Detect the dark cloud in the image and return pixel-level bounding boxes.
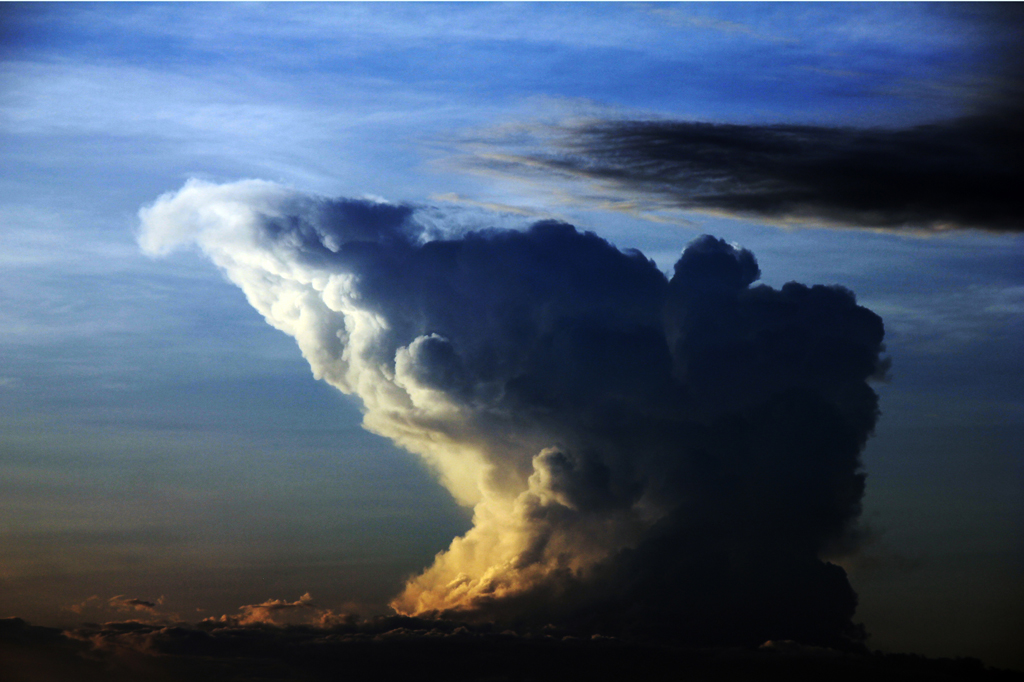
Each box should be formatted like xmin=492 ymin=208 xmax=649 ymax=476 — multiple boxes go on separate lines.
xmin=471 ymin=106 xmax=1023 ymax=231
xmin=109 ymin=595 xmax=161 ymax=613
xmin=457 ymin=6 xmax=1024 ymax=232
xmin=2 ymin=616 xmax=1012 ymax=682
xmin=141 ymin=183 xmax=889 ymax=650
xmin=407 ymin=234 xmax=885 ymax=648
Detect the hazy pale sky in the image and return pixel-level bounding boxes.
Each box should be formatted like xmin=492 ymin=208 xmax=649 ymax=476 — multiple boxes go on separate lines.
xmin=0 ymin=2 xmax=1021 ymax=671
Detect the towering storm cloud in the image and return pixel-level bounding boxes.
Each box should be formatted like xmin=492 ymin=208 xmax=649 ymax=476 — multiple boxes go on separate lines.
xmin=140 ymin=180 xmax=886 ymax=647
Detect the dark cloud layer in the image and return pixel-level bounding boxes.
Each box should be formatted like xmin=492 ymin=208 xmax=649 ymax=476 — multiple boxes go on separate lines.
xmin=405 ymin=232 xmax=886 ymax=648
xmin=141 ymin=182 xmax=888 ymax=650
xmin=476 ymin=107 xmax=1023 ymax=231
xmin=473 ymin=9 xmax=1024 ymax=237
xmin=468 ymin=5 xmax=1024 ymax=232
xmin=2 ymin=617 xmax=1015 ymax=682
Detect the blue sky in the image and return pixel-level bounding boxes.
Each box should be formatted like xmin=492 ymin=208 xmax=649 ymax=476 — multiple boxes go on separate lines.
xmin=0 ymin=2 xmax=1021 ymax=670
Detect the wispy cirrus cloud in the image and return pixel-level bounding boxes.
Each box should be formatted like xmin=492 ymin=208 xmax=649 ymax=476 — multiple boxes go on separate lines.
xmin=452 ymin=6 xmax=1024 ymax=234
xmin=458 ymin=102 xmax=1023 ymax=232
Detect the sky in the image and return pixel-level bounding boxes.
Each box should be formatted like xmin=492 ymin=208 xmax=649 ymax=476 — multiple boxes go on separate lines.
xmin=0 ymin=1 xmax=1022 ymax=673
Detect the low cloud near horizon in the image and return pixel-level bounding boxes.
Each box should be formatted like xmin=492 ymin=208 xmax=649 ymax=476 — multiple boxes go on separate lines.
xmin=1 ymin=614 xmax=1009 ymax=682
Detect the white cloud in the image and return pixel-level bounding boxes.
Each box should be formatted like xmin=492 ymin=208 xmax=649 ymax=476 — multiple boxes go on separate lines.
xmin=138 ymin=179 xmax=654 ymax=617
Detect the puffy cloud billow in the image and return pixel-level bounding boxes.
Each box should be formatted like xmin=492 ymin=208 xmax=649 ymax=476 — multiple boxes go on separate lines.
xmin=140 ymin=179 xmax=887 ymax=648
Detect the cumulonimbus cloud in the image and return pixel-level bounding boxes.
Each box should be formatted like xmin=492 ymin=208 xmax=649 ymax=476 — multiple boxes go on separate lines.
xmin=460 ymin=104 xmax=1023 ymax=232
xmin=140 ymin=179 xmax=887 ymax=647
